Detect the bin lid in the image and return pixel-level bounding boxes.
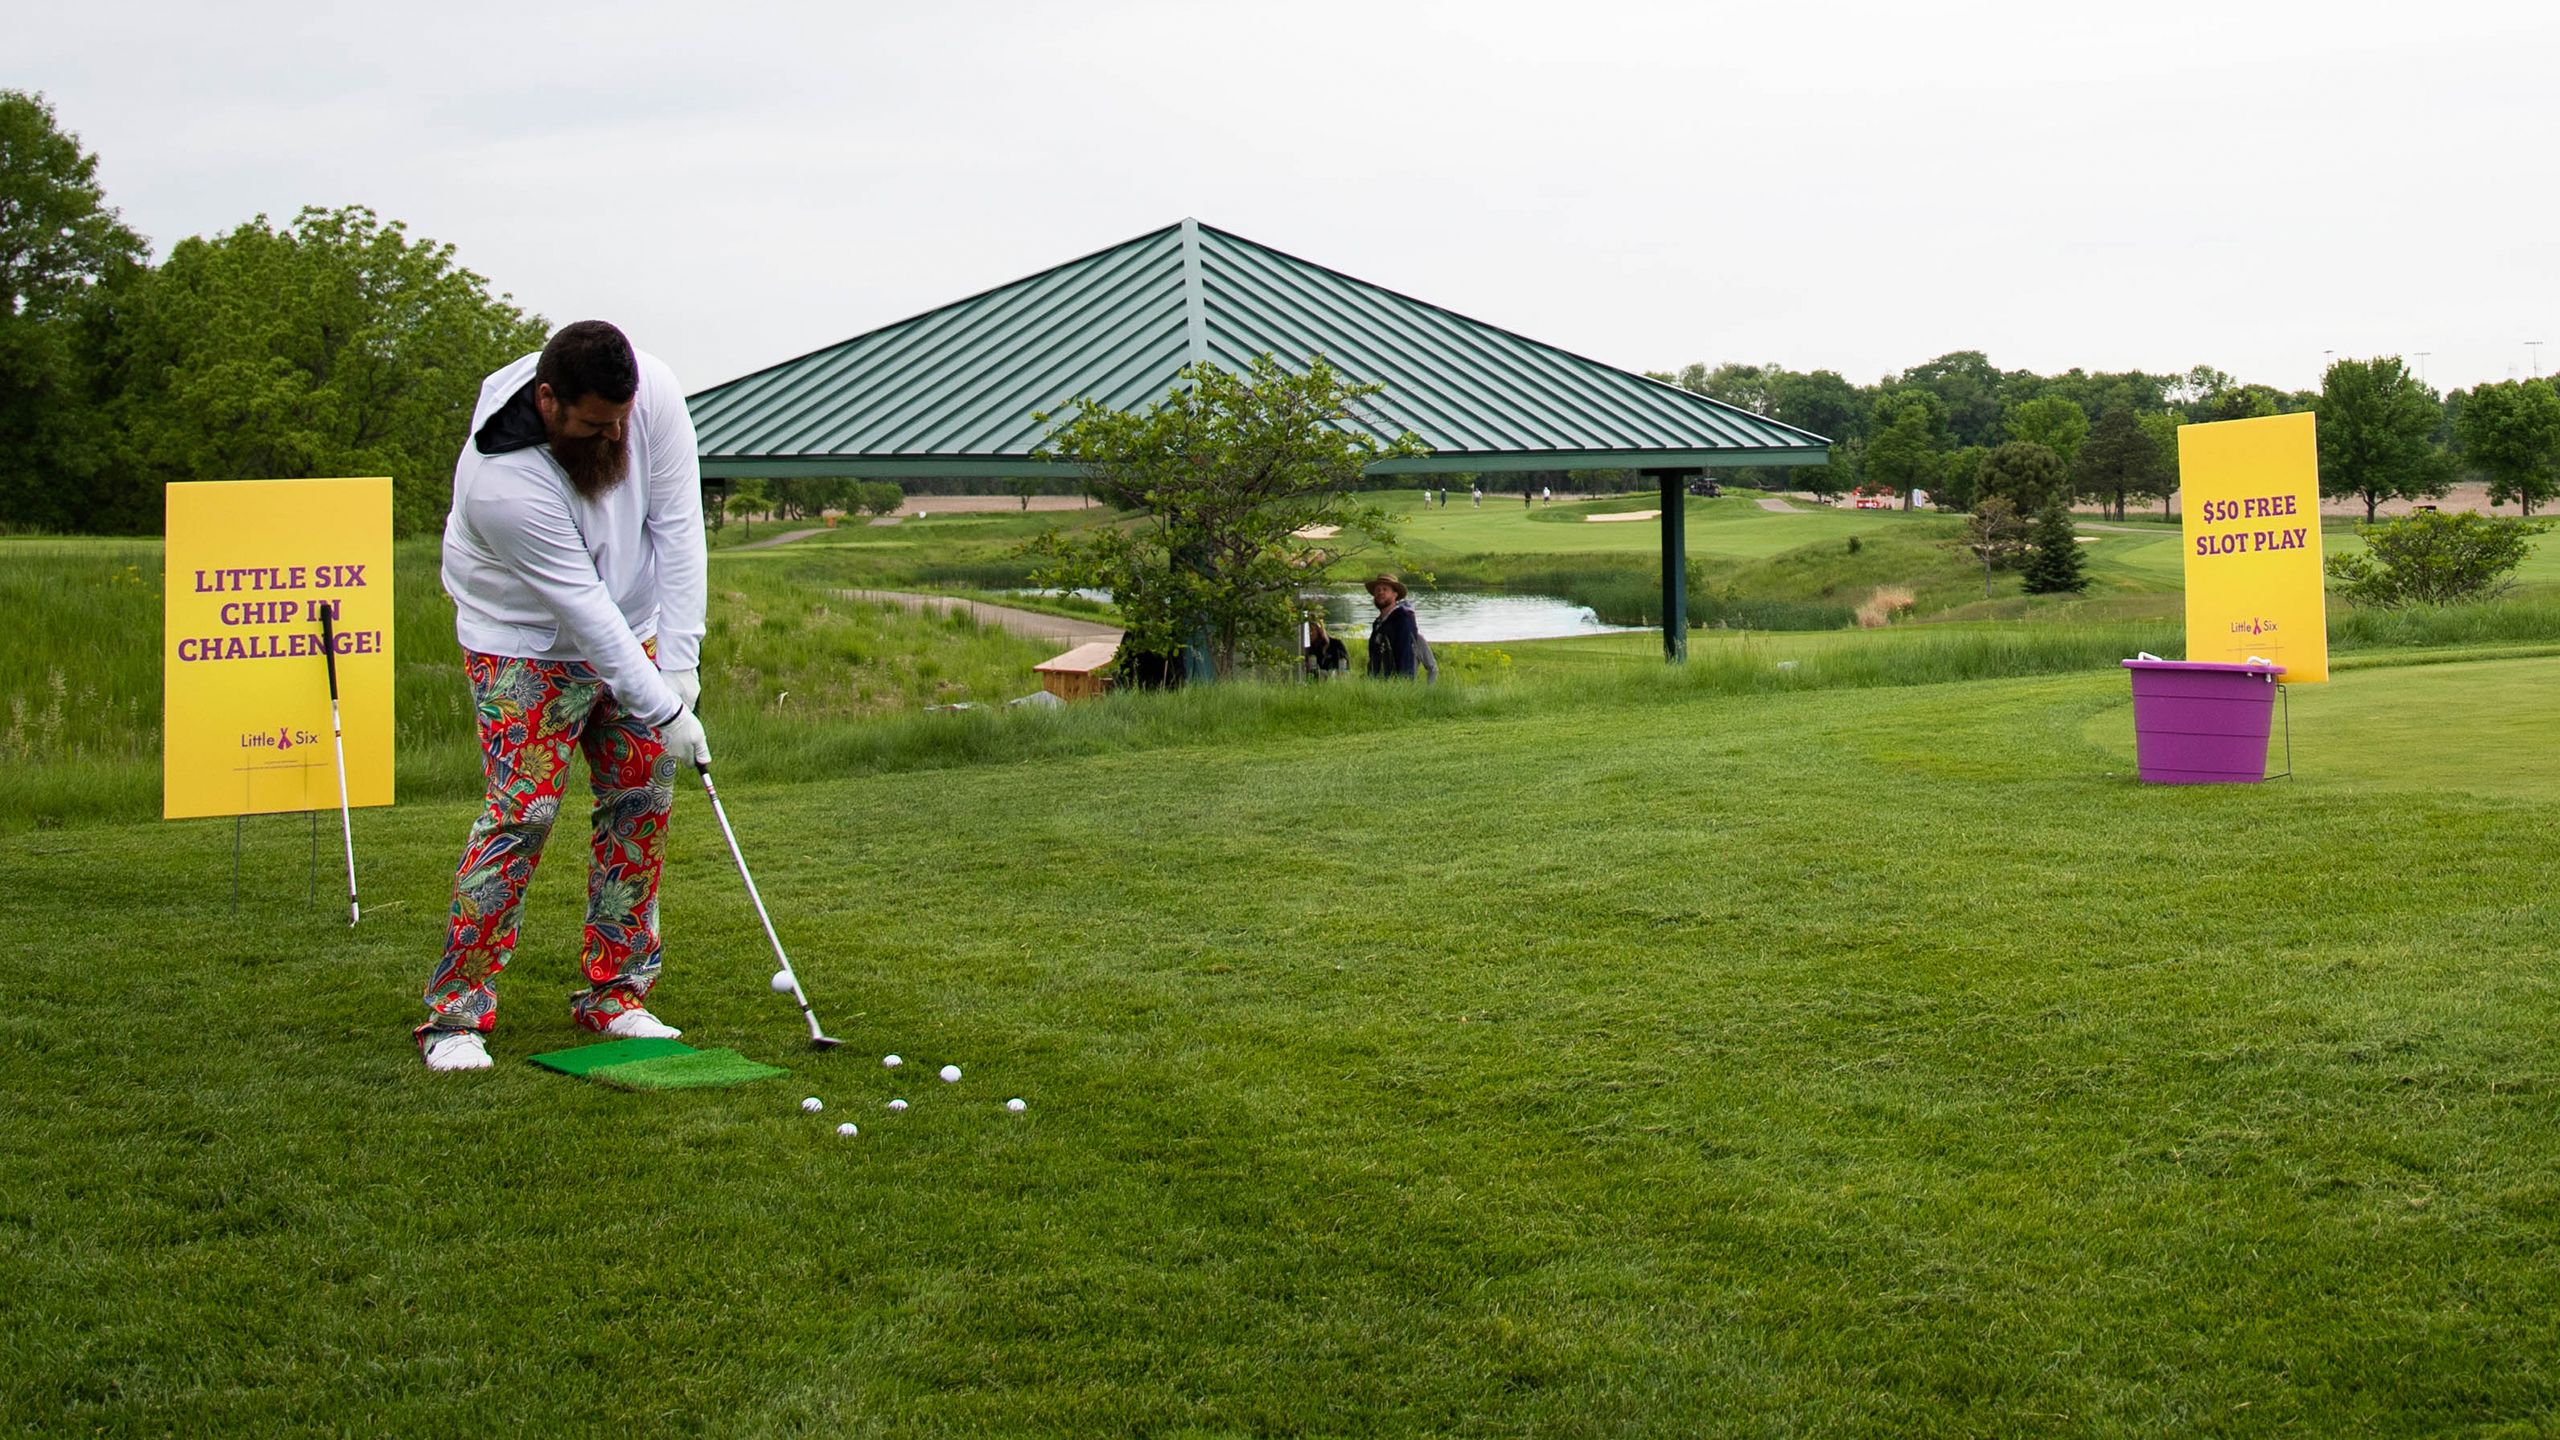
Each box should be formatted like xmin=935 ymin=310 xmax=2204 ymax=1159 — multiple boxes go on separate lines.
xmin=2120 ymin=659 xmax=2285 ymax=675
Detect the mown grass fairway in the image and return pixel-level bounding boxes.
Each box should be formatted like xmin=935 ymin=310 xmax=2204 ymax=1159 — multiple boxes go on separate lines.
xmin=9 ymin=650 xmax=2560 ymax=1435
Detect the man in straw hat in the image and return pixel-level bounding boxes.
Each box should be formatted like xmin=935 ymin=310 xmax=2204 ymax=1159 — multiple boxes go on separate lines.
xmin=1363 ymin=574 xmax=1435 ymax=683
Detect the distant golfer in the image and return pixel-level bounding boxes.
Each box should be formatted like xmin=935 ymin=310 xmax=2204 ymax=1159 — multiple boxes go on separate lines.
xmin=417 ymin=320 xmax=712 ymax=1072
xmin=1364 ymin=574 xmax=1436 ymax=683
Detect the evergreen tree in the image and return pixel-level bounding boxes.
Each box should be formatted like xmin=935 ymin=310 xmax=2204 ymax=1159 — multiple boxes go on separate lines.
xmin=2021 ymin=497 xmax=2088 ymax=594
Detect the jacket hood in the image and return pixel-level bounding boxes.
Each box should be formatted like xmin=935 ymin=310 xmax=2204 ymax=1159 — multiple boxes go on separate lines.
xmin=470 ymin=352 xmax=546 ymax=456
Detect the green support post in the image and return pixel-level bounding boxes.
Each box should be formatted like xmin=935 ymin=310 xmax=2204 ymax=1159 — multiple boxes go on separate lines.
xmin=1658 ymin=470 xmax=1688 ymax=662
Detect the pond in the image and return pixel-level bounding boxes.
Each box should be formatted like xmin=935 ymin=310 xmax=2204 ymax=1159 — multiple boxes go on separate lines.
xmin=1314 ymin=589 xmax=1640 ymax=643
xmin=1015 ymin=589 xmax=1641 ymax=643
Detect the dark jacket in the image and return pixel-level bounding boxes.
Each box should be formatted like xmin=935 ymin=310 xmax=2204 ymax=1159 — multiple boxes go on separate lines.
xmin=1367 ymin=600 xmax=1433 ymax=681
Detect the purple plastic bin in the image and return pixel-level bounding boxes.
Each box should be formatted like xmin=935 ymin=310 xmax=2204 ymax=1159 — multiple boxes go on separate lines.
xmin=2120 ymin=659 xmax=2284 ymax=785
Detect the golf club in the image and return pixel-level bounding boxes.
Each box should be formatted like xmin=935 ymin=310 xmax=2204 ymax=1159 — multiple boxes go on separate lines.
xmin=318 ymin=601 xmax=359 ymax=926
xmin=695 ymin=759 xmax=843 ymax=1047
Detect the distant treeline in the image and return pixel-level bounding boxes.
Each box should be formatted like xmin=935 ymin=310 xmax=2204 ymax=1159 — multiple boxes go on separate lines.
xmin=1638 ymin=355 xmax=2560 ymax=523
xmin=9 ymin=90 xmax=2552 ymax=538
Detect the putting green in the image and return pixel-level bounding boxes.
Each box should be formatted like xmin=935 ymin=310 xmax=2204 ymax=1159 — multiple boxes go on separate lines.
xmin=1387 ymin=493 xmax=1944 ymax=561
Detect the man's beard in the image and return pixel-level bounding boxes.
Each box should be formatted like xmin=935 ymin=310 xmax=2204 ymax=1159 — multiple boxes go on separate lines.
xmin=551 ymin=428 xmax=630 ymax=499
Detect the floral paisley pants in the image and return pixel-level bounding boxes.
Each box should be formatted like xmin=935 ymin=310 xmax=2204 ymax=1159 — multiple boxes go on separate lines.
xmin=417 ymin=650 xmax=676 ymax=1045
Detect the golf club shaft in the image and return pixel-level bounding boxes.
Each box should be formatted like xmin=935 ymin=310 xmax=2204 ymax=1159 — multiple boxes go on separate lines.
xmin=696 ymin=763 xmax=829 ymax=1042
xmin=320 ymin=602 xmax=359 ymax=926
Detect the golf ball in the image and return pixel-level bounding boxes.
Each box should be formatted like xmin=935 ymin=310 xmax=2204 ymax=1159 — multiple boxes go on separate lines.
xmin=770 ymin=971 xmax=796 ymax=994
xmin=882 ymin=1054 xmax=903 ymax=1069
xmin=1006 ymin=1098 xmax=1027 ymax=1113
xmin=800 ymin=1096 xmax=823 ymax=1113
xmin=886 ymin=1098 xmax=908 ymax=1113
xmin=939 ymin=1064 xmax=962 ymax=1083
xmin=835 ymin=1122 xmax=858 ymax=1138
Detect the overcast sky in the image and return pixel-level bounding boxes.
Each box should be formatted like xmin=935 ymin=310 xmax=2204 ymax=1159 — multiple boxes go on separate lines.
xmin=14 ymin=1 xmax=2556 ymax=399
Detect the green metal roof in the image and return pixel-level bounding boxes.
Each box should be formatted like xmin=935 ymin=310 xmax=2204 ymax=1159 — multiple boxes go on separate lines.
xmin=689 ymin=220 xmax=1830 ymax=478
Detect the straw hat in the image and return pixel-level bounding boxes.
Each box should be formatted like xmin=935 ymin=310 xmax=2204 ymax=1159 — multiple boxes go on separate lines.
xmin=1365 ymin=573 xmax=1408 ymax=600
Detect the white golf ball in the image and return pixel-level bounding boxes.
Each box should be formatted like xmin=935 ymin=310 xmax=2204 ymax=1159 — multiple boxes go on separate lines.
xmin=1006 ymin=1098 xmax=1027 ymax=1113
xmin=886 ymin=1098 xmax=908 ymax=1113
xmin=800 ymin=1096 xmax=823 ymax=1113
xmin=939 ymin=1064 xmax=962 ymax=1083
xmin=770 ymin=971 xmax=796 ymax=994
xmin=835 ymin=1122 xmax=858 ymax=1138
xmin=882 ymin=1054 xmax=903 ymax=1069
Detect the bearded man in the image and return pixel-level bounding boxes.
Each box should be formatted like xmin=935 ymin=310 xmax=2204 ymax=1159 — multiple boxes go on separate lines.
xmin=418 ymin=320 xmax=712 ymax=1072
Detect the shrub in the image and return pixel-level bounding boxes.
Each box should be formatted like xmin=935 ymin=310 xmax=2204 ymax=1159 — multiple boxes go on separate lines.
xmin=2324 ymin=510 xmax=2547 ymax=608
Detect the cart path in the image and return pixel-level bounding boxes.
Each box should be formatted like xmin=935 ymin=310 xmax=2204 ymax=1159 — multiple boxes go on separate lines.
xmin=1756 ymin=497 xmax=1801 ymax=512
xmin=731 ymin=526 xmax=828 ymax=550
xmin=835 ymin=589 xmax=1121 ymax=646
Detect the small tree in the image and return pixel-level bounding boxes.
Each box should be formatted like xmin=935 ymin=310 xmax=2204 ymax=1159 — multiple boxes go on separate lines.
xmin=1030 ymin=355 xmax=1425 ymax=679
xmin=2324 ymin=510 xmax=2546 ymax=608
xmin=2075 ymin=407 xmax=2170 ymax=521
xmin=1002 ymin=475 xmax=1041 ymax=511
xmin=724 ymin=477 xmax=769 ymax=538
xmin=2004 ymin=395 xmax=2090 ymax=467
xmin=2317 ymin=356 xmax=2451 ymax=522
xmin=856 ymin=480 xmax=903 ymax=517
xmin=1976 ymin=440 xmax=2068 ymax=514
xmin=2020 ymin=497 xmax=2089 ymax=594
xmin=2453 ymin=379 xmax=2560 ymax=516
xmin=1964 ymin=496 xmax=2028 ymax=597
xmin=1934 ymin=444 xmax=1989 ymax=511
xmin=1864 ymin=389 xmax=1946 ymax=510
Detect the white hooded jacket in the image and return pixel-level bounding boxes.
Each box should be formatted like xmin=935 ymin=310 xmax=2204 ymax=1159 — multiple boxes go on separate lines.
xmin=440 ymin=350 xmax=706 ymax=727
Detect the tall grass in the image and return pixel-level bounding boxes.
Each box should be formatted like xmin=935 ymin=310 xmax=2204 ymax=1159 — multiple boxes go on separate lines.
xmin=15 ymin=531 xmax=2560 ymax=832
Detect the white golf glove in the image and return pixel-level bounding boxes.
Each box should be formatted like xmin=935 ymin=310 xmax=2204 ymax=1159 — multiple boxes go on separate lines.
xmin=662 ymin=667 xmax=701 ymax=711
xmin=660 ymin=707 xmax=713 ymax=768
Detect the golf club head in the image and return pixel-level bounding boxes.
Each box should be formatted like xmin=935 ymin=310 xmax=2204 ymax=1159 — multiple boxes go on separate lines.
xmin=810 ymin=1034 xmax=844 ymax=1049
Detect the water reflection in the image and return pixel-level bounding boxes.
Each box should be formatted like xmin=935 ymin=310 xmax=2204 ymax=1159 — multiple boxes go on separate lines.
xmin=1315 ymin=590 xmax=1639 ymax=643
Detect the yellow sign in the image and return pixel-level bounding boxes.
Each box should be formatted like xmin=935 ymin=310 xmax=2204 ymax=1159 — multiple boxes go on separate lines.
xmin=163 ymin=478 xmax=396 ymax=819
xmin=2178 ymin=413 xmax=2328 ymax=683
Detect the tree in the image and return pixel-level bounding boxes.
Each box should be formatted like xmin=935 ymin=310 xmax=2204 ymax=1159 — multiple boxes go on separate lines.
xmin=107 ymin=205 xmax=546 ymax=536
xmin=724 ymin=477 xmax=769 ymax=537
xmin=1002 ymin=475 xmax=1041 ymax=510
xmin=0 ymin=90 xmax=147 ymax=531
xmin=2324 ymin=510 xmax=2545 ymax=608
xmin=2004 ymin=396 xmax=2089 ymax=467
xmin=2316 ymin=356 xmax=2450 ymax=523
xmin=1935 ymin=444 xmax=1989 ymax=512
xmin=1864 ymin=389 xmax=1946 ymax=509
xmin=1975 ymin=440 xmax=2068 ymax=515
xmin=2021 ymin=497 xmax=2089 ymax=594
xmin=2138 ymin=412 xmax=2185 ymax=516
xmin=1770 ymin=368 xmax=1867 ymax=445
xmin=1030 ymin=355 xmax=1424 ymax=679
xmin=1896 ymin=351 xmax=2009 ymax=448
xmin=1964 ymin=496 xmax=2028 ymax=597
xmin=855 ymin=480 xmax=904 ymax=517
xmin=2453 ymin=379 xmax=2560 ymax=516
xmin=2074 ymin=407 xmax=2170 ymax=521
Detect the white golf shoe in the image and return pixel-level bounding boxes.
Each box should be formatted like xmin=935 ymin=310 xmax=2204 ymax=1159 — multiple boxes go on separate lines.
xmin=422 ymin=1032 xmax=493 ymax=1072
xmin=601 ymin=1008 xmax=682 ymax=1040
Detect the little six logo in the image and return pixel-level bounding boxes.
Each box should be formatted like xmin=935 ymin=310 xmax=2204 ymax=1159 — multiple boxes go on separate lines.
xmin=242 ymin=725 xmax=319 ymax=750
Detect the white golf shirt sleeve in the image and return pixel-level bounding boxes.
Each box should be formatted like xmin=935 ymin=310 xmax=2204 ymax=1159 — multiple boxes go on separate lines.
xmin=639 ymin=355 xmax=707 ymax=676
xmin=467 ymin=481 xmax=688 ymax=727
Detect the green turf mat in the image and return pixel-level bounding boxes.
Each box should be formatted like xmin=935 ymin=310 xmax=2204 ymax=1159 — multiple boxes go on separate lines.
xmin=584 ymin=1048 xmax=789 ymax=1091
xmin=526 ymin=1036 xmax=695 ymax=1075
